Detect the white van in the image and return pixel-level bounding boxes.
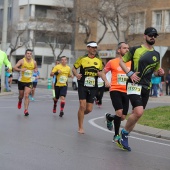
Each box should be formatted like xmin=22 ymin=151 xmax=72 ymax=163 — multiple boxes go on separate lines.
xmin=72 ymin=71 xmax=111 ymax=90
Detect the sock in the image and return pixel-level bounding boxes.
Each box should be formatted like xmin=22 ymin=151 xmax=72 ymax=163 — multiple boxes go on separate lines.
xmin=60 ymin=101 xmax=65 ymax=112
xmin=122 ymin=128 xmax=129 ymax=135
xmin=52 ymin=89 xmax=55 ymax=98
xmin=114 ymin=115 xmax=121 ymax=136
xmin=54 ymin=100 xmax=58 ymax=108
xmin=107 ymin=114 xmax=115 ymax=121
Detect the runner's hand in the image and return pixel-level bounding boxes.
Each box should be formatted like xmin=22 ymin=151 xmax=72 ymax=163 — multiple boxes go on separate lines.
xmin=158 ymin=68 xmax=164 ymax=76
xmin=76 ymin=74 xmax=82 ymax=80
xmin=105 ymin=80 xmax=110 ymax=88
xmin=130 ymin=72 xmax=140 ymax=84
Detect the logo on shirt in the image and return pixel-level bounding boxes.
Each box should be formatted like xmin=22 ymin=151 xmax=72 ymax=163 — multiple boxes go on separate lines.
xmin=152 ymin=56 xmax=157 ymax=62
xmin=94 ymin=62 xmax=98 ymax=65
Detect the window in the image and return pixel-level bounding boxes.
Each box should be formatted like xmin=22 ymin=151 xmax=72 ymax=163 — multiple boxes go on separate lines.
xmin=35 ymin=56 xmax=42 ymax=68
xmin=153 ymin=11 xmax=162 ymax=31
xmin=19 ymin=7 xmax=24 ymax=21
xmin=129 ymin=12 xmax=145 ymax=34
xmin=78 ymin=18 xmax=89 ymax=33
xmin=165 ymin=10 xmax=170 ymax=32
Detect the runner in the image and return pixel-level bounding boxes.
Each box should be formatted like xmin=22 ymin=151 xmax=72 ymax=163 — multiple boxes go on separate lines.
xmin=50 ymin=56 xmax=72 ymax=117
xmin=118 ymin=27 xmax=164 ymax=151
xmin=101 ymin=42 xmax=131 ymax=142
xmin=14 ymin=49 xmax=37 ymax=116
xmin=72 ymin=41 xmax=109 ymax=134
xmin=29 ymin=68 xmax=40 ymax=101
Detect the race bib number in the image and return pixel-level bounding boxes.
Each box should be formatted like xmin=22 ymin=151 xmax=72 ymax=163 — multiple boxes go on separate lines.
xmin=98 ymin=81 xmax=104 ymax=87
xmin=127 ymin=83 xmax=142 ymax=95
xmin=59 ymin=76 xmax=67 ymax=84
xmin=24 ymin=70 xmax=32 ymax=78
xmin=84 ymin=77 xmax=95 ymax=87
xmin=117 ymin=74 xmax=128 ymax=85
xmin=31 ymin=77 xmax=36 ymax=82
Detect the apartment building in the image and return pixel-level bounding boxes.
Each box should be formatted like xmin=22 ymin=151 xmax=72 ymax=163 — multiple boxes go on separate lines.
xmin=74 ymin=0 xmax=170 ymax=72
xmin=0 ymin=0 xmax=74 ymax=79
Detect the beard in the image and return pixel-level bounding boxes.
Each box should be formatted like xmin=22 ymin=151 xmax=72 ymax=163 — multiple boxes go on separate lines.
xmin=146 ymin=39 xmax=155 ymax=45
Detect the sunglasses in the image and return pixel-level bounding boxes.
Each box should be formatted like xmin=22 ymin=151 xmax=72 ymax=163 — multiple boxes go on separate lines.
xmin=147 ymin=34 xmax=157 ymax=38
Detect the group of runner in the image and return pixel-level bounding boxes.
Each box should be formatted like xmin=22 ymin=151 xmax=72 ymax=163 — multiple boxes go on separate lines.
xmin=1 ymin=26 xmax=164 ymax=152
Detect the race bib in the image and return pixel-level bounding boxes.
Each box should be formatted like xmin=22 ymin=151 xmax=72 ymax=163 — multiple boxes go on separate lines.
xmin=127 ymin=83 xmax=142 ymax=95
xmin=84 ymin=77 xmax=95 ymax=87
xmin=59 ymin=76 xmax=67 ymax=84
xmin=98 ymin=81 xmax=104 ymax=87
xmin=24 ymin=70 xmax=32 ymax=78
xmin=31 ymin=77 xmax=36 ymax=82
xmin=117 ymin=74 xmax=128 ymax=85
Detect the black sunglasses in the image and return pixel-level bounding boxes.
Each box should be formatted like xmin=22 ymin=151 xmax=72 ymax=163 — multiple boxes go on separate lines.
xmin=147 ymin=34 xmax=157 ymax=38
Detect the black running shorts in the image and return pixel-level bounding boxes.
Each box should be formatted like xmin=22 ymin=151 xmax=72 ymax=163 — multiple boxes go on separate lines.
xmin=110 ymin=91 xmax=129 ymax=115
xmin=55 ymin=86 xmax=67 ymax=99
xmin=18 ymin=81 xmax=33 ymax=90
xmin=78 ymin=84 xmax=97 ymax=103
xmin=128 ymin=87 xmax=150 ymax=109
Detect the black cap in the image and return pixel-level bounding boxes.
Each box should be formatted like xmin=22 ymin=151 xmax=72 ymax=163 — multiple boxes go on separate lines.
xmin=144 ymin=27 xmax=159 ymax=36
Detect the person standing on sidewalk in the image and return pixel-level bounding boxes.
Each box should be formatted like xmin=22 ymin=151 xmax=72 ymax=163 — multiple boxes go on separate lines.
xmin=14 ymin=49 xmax=37 ymax=116
xmin=165 ymin=70 xmax=170 ymax=95
xmin=72 ymin=41 xmax=109 ymax=134
xmin=50 ymin=56 xmax=72 ymax=117
xmin=101 ymin=42 xmax=131 ymax=142
xmin=118 ymin=27 xmax=164 ymax=151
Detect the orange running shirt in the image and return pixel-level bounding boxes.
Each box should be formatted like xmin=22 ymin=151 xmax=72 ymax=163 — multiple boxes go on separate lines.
xmin=104 ymin=58 xmax=131 ymax=93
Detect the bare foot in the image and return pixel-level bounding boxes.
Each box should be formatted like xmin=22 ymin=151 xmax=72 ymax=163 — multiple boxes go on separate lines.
xmin=78 ymin=128 xmax=85 ymax=134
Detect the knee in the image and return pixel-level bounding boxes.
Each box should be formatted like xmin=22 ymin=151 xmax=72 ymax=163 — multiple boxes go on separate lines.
xmin=134 ymin=110 xmax=143 ymax=118
xmin=85 ymin=108 xmax=92 ymax=114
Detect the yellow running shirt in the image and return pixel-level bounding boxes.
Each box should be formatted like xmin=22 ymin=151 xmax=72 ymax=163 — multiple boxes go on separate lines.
xmin=18 ymin=58 xmax=35 ymax=83
xmin=52 ymin=64 xmax=71 ymax=87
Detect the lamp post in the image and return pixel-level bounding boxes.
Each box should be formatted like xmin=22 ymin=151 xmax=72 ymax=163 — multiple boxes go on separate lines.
xmin=1 ymin=0 xmax=9 ymax=92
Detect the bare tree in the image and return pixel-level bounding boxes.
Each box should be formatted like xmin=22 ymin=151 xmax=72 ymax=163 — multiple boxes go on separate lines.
xmin=7 ymin=26 xmax=28 ymax=60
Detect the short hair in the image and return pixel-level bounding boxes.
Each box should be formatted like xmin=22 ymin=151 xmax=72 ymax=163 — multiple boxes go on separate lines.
xmin=116 ymin=42 xmax=128 ymax=54
xmin=60 ymin=56 xmax=67 ymax=60
xmin=25 ymin=49 xmax=33 ymax=54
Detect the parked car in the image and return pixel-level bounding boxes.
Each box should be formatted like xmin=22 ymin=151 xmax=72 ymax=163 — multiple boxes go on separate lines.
xmin=72 ymin=71 xmax=111 ymax=90
xmin=12 ymin=71 xmax=19 ymax=83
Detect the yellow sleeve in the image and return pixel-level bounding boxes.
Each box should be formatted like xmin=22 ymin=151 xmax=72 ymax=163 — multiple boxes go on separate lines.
xmin=52 ymin=65 xmax=58 ymax=73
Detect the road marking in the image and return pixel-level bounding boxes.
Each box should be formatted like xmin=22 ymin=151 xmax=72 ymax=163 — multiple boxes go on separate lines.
xmin=88 ymin=116 xmax=170 ymax=147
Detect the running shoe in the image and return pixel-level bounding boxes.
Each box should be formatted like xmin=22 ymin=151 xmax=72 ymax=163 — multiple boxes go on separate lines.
xmin=24 ymin=110 xmax=29 ymax=116
xmin=105 ymin=113 xmax=113 ymax=131
xmin=31 ymin=97 xmax=35 ymax=101
xmin=117 ymin=129 xmax=131 ymax=151
xmin=18 ymin=101 xmax=22 ymax=109
xmin=59 ymin=111 xmax=64 ymax=117
xmin=112 ymin=135 xmax=120 ymax=143
xmin=53 ymin=104 xmax=56 ymax=113
xmin=29 ymin=95 xmax=32 ymax=100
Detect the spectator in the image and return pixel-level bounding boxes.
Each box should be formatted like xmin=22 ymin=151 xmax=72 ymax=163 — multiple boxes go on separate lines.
xmin=5 ymin=66 xmax=11 ymax=92
xmin=151 ymin=74 xmax=161 ymax=97
xmin=165 ymin=70 xmax=170 ymax=95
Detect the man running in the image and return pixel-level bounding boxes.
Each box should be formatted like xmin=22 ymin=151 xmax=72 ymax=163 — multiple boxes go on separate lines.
xmin=72 ymin=41 xmax=109 ymax=134
xmin=50 ymin=56 xmax=72 ymax=117
xmin=101 ymin=42 xmax=131 ymax=143
xmin=14 ymin=49 xmax=37 ymax=116
xmin=118 ymin=27 xmax=164 ymax=151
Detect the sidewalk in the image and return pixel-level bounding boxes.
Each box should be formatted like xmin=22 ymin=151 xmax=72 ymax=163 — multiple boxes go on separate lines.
xmin=1 ymin=80 xmax=170 ymax=141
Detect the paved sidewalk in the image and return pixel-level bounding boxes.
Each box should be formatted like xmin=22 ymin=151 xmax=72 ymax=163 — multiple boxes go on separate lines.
xmin=1 ymin=80 xmax=170 ymax=141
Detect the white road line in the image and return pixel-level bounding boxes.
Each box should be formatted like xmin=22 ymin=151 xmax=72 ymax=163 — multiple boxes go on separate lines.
xmin=88 ymin=116 xmax=170 ymax=147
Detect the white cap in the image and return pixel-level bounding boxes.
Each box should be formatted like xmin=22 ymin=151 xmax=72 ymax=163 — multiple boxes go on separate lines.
xmin=87 ymin=42 xmax=97 ymax=47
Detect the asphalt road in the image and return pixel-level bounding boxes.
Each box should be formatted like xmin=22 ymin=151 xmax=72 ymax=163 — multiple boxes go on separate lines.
xmin=0 ymin=84 xmax=170 ymax=170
